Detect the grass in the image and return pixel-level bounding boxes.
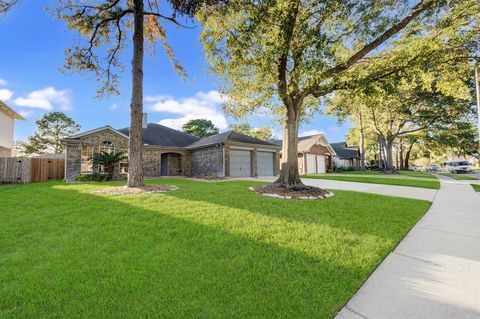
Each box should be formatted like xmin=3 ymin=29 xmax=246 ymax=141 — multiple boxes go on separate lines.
xmin=471 ymin=184 xmax=480 ymax=192
xmin=337 ymin=170 xmax=437 ymax=179
xmin=0 ymin=179 xmax=431 ymax=318
xmin=439 ymin=173 xmax=479 ymax=180
xmin=304 ymin=174 xmax=440 ymax=189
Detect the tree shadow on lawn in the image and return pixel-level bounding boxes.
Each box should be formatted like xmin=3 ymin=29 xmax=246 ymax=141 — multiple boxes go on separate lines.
xmin=2 ymin=181 xmax=376 ymax=319
xmin=148 ymin=178 xmax=430 ymax=244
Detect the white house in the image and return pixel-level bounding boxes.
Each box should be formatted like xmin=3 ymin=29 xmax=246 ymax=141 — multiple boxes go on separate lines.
xmin=0 ymin=100 xmax=24 ymax=157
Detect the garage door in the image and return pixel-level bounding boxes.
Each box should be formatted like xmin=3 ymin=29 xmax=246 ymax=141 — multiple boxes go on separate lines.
xmin=306 ymin=154 xmax=317 ymax=174
xmin=230 ymin=149 xmax=252 ymax=177
xmin=316 ymin=155 xmax=326 ymax=174
xmin=257 ymin=151 xmax=274 ymax=176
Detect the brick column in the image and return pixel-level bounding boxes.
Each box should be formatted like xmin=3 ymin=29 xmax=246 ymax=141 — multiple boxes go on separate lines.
xmin=65 ymin=143 xmax=81 ymax=181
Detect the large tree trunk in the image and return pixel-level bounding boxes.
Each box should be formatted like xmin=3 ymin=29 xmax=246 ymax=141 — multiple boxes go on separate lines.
xmin=404 ymin=143 xmax=413 ymax=169
xmin=359 ymin=112 xmax=366 ymax=170
xmin=385 ymin=139 xmax=395 ymax=172
xmin=399 ymin=141 xmax=404 ymax=169
xmin=128 ymin=0 xmax=145 ymax=187
xmin=273 ymin=105 xmax=305 ymax=189
xmin=378 ymin=137 xmax=383 ymax=168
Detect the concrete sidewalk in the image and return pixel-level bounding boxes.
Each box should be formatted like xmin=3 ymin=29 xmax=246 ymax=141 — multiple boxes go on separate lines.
xmin=238 ymin=176 xmax=437 ymax=201
xmin=335 ymin=174 xmax=480 ymax=319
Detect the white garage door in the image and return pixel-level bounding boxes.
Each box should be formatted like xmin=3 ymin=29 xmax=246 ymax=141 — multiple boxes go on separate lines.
xmin=316 ymin=155 xmax=326 ymax=174
xmin=257 ymin=151 xmax=274 ymax=176
xmin=230 ymin=149 xmax=252 ymax=177
xmin=306 ymin=154 xmax=317 ymax=174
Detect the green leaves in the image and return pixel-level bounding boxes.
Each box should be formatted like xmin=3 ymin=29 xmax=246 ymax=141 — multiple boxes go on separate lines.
xmin=181 ymin=119 xmax=219 ymax=137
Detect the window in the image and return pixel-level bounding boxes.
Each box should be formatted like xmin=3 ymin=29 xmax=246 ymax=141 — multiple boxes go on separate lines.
xmin=99 ymin=141 xmax=115 ymax=154
xmin=81 ymin=146 xmax=93 ymax=174
xmin=120 ymin=152 xmax=129 ymax=174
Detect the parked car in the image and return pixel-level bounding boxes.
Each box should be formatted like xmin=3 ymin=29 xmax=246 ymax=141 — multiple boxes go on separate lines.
xmin=425 ymin=164 xmax=439 ymax=172
xmin=445 ymin=160 xmax=472 ymax=174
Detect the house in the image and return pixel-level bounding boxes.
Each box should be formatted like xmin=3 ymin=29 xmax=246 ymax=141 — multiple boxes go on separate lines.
xmin=0 ymin=100 xmax=25 ymax=157
xmin=270 ymin=133 xmax=336 ymax=174
xmin=331 ymin=142 xmax=361 ymax=169
xmin=62 ymin=115 xmax=280 ymax=181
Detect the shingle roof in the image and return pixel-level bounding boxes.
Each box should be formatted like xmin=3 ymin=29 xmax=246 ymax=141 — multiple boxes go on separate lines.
xmin=331 ymin=142 xmax=360 ymax=159
xmin=188 ymin=130 xmax=279 ymax=149
xmin=117 ymin=123 xmax=200 ymax=147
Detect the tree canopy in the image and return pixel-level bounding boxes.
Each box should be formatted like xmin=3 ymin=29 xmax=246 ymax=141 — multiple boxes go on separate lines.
xmin=19 ymin=112 xmax=80 ymax=155
xmin=182 ymin=119 xmax=219 ymax=137
xmin=230 ymin=123 xmax=273 ymax=141
xmin=199 ymin=0 xmax=479 ymax=187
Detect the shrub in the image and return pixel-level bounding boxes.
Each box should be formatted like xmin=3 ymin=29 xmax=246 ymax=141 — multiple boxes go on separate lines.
xmin=75 ymin=173 xmax=109 ymax=182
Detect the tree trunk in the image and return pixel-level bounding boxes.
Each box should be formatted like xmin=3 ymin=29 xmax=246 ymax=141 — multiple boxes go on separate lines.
xmin=385 ymin=140 xmax=395 ymax=172
xmin=399 ymin=142 xmax=404 ymax=169
xmin=378 ymin=137 xmax=383 ymax=168
xmin=273 ymin=105 xmax=305 ymax=189
xmin=404 ymin=143 xmax=413 ymax=169
xmin=359 ymin=112 xmax=366 ymax=170
xmin=128 ymin=0 xmax=145 ymax=187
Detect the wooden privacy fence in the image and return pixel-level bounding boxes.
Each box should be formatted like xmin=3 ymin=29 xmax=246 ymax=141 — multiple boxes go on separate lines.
xmin=0 ymin=157 xmax=65 ymax=184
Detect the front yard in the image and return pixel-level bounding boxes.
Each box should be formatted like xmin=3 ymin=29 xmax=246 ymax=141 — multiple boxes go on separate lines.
xmin=1 ymin=179 xmax=431 ymax=318
xmin=439 ymin=173 xmax=479 ymax=180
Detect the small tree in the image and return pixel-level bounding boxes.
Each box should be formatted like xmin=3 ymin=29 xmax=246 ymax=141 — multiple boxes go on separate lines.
xmin=93 ymin=151 xmax=128 ymax=181
xmin=230 ymin=123 xmax=273 ymax=141
xmin=182 ymin=119 xmax=219 ymax=137
xmin=21 ymin=112 xmax=80 ymax=155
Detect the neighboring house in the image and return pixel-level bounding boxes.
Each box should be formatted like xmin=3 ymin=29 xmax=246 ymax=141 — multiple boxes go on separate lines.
xmin=0 ymin=100 xmax=25 ymax=157
xmin=62 ymin=115 xmax=280 ymax=181
xmin=270 ymin=133 xmax=336 ymax=174
xmin=331 ymin=142 xmax=361 ymax=169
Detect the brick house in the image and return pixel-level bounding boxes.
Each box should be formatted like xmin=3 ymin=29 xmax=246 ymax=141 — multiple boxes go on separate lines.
xmin=270 ymin=133 xmax=336 ymax=174
xmin=62 ymin=117 xmax=280 ymax=181
xmin=331 ymin=142 xmax=361 ymax=169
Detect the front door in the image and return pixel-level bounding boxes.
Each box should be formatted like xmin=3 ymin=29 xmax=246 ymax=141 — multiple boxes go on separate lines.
xmin=161 ymin=154 xmax=169 ymax=176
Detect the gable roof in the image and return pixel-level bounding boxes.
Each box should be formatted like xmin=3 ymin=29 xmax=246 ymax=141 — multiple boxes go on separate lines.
xmin=270 ymin=133 xmax=336 ymax=155
xmin=117 ymin=123 xmax=199 ymax=147
xmin=331 ymin=142 xmax=360 ymax=159
xmin=0 ymin=100 xmax=25 ymax=120
xmin=187 ymin=130 xmax=279 ymax=149
xmin=64 ymin=125 xmax=129 ymax=140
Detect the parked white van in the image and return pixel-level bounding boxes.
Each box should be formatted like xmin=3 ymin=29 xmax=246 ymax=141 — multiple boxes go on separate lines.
xmin=444 ymin=160 xmax=472 ymax=173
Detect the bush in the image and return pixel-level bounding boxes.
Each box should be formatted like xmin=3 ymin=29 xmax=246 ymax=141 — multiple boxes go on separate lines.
xmin=75 ymin=173 xmax=109 ymax=182
xmin=334 ymin=166 xmax=357 ymax=173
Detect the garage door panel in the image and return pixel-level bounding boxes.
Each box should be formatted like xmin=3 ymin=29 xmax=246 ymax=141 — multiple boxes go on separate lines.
xmin=257 ymin=151 xmax=274 ymax=176
xmin=230 ymin=150 xmax=252 ymax=177
xmin=306 ymin=154 xmax=316 ymax=174
xmin=316 ymin=155 xmax=326 ymax=174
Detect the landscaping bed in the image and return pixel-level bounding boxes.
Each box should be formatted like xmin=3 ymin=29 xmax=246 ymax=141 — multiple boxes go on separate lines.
xmin=251 ymin=185 xmax=334 ymax=199
xmin=0 ymin=179 xmax=431 ymax=318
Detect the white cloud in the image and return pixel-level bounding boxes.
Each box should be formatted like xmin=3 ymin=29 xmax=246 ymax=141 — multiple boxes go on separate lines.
xmin=14 ymin=87 xmax=72 ymax=110
xmin=146 ymin=90 xmax=228 ymax=130
xmin=0 ymin=78 xmax=7 ymax=86
xmin=300 ymin=129 xmax=324 ymax=137
xmin=109 ymin=103 xmax=119 ymax=110
xmin=18 ymin=110 xmax=34 ymax=118
xmin=0 ymin=89 xmax=13 ymax=101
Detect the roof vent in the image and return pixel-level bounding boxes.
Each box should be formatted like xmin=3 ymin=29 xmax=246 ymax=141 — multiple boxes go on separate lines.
xmin=142 ymin=113 xmax=147 ymax=129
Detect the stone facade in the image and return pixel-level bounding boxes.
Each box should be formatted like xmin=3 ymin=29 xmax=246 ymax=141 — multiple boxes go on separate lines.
xmin=191 ymin=146 xmax=224 ymax=177
xmin=66 ymin=143 xmax=81 ymax=181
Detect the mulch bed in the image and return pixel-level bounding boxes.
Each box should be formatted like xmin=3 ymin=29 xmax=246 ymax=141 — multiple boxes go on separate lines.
xmin=92 ymin=185 xmax=177 ymax=195
xmin=250 ymin=185 xmax=334 ymax=200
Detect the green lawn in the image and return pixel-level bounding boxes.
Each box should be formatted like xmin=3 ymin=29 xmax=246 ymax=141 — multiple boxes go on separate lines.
xmin=471 ymin=184 xmax=480 ymax=192
xmin=337 ymin=170 xmax=437 ymax=179
xmin=304 ymin=174 xmax=440 ymax=189
xmin=439 ymin=173 xmax=479 ymax=180
xmin=0 ymin=179 xmax=431 ymax=318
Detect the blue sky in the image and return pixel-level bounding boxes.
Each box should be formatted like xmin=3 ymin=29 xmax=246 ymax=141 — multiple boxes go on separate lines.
xmin=0 ymin=0 xmax=351 ymax=142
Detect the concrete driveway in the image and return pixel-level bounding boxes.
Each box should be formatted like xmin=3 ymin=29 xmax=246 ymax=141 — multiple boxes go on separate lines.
xmin=335 ymin=174 xmax=480 ymax=319
xmin=239 ymin=176 xmax=437 ymax=201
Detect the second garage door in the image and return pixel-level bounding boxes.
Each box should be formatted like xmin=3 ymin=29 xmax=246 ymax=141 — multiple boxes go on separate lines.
xmin=257 ymin=151 xmax=274 ymax=176
xmin=230 ymin=149 xmax=252 ymax=177
xmin=316 ymin=155 xmax=326 ymax=174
